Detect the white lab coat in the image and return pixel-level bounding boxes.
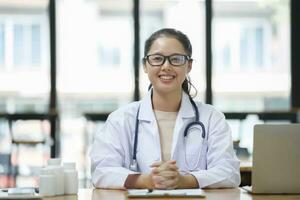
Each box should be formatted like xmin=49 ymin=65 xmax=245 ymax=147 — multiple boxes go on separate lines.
xmin=90 ymin=91 xmax=241 ymax=189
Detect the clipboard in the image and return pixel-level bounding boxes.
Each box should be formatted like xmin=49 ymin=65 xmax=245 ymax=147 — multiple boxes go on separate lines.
xmin=127 ymin=189 xmax=205 ymax=198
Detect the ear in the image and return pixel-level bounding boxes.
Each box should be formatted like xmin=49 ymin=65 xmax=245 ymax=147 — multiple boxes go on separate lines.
xmin=143 ymin=63 xmax=148 ymax=73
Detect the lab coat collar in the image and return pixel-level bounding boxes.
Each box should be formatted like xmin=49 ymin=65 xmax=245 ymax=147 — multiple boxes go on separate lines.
xmin=178 ymin=92 xmax=195 ymax=119
xmin=138 ymin=90 xmax=195 ymax=121
xmin=169 ymin=92 xmax=195 ymax=158
xmin=138 ymin=90 xmax=156 ymax=122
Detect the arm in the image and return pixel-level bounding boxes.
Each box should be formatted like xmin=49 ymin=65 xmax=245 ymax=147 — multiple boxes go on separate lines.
xmin=124 ymin=174 xmax=153 ymax=189
xmin=177 ymin=174 xmax=199 ymax=189
xmin=90 ymin=117 xmax=137 ymax=189
xmin=190 ymin=111 xmax=241 ymax=188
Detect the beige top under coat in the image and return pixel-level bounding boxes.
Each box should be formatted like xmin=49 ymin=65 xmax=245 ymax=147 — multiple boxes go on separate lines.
xmin=154 ymin=110 xmax=178 ymax=161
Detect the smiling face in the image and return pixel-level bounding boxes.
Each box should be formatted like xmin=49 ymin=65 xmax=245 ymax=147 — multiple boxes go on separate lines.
xmin=143 ymin=36 xmax=192 ymax=96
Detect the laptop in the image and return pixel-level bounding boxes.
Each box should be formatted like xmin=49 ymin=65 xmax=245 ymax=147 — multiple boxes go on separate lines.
xmin=244 ymin=124 xmax=300 ymax=194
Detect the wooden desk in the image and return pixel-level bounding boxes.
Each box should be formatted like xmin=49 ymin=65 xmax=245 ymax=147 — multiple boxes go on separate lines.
xmin=44 ymin=188 xmax=300 ymax=200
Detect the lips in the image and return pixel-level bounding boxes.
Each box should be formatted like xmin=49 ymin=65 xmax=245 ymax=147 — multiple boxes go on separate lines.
xmin=158 ymin=75 xmax=175 ymax=80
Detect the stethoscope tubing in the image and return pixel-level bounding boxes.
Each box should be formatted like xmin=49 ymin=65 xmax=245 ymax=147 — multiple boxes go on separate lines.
xmin=133 ymin=106 xmax=140 ymax=161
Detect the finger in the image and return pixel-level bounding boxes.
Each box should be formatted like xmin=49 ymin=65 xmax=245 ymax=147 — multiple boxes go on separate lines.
xmin=152 ymin=176 xmax=170 ymax=190
xmin=162 ymin=176 xmax=179 ymax=188
xmin=166 ymin=163 xmax=179 ymax=171
xmin=152 ymin=166 xmax=178 ymax=176
xmin=151 ymin=161 xmax=179 ymax=176
xmin=151 ymin=167 xmax=160 ymax=174
xmin=152 ymin=174 xmax=176 ymax=184
xmin=159 ymin=162 xmax=179 ymax=171
xmin=152 ymin=173 xmax=179 ymax=189
xmin=150 ymin=161 xmax=164 ymax=168
xmin=166 ymin=160 xmax=176 ymax=165
xmin=152 ymin=172 xmax=179 ymax=188
xmin=152 ymin=175 xmax=165 ymax=186
xmin=156 ymin=171 xmax=179 ymax=178
xmin=155 ymin=177 xmax=179 ymax=189
xmin=150 ymin=160 xmax=176 ymax=168
xmin=154 ymin=183 xmax=168 ymax=189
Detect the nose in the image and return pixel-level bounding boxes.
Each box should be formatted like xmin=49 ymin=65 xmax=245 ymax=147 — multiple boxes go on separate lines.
xmin=161 ymin=58 xmax=172 ymax=71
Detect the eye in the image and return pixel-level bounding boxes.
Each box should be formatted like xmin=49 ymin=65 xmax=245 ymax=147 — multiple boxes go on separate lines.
xmin=151 ymin=55 xmax=164 ymax=62
xmin=170 ymin=55 xmax=184 ymax=63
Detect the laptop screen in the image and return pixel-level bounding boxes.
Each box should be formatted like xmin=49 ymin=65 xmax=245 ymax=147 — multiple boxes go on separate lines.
xmin=252 ymin=124 xmax=300 ymax=194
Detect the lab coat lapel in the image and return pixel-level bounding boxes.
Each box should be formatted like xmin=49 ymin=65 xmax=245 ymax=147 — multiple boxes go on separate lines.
xmin=171 ymin=92 xmax=195 ymax=158
xmin=138 ymin=91 xmax=156 ymax=123
xmin=137 ymin=91 xmax=162 ymax=171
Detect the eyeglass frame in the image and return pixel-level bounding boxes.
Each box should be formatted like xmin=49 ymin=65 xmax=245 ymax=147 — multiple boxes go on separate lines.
xmin=143 ymin=54 xmax=193 ymax=67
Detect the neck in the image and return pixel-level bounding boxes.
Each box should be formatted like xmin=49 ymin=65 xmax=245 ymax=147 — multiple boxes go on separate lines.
xmin=152 ymin=89 xmax=182 ymax=112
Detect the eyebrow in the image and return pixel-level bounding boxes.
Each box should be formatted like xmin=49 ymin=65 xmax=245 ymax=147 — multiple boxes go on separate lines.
xmin=148 ymin=53 xmax=187 ymax=56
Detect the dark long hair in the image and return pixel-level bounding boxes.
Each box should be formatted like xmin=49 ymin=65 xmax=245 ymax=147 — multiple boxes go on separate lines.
xmin=143 ymin=28 xmax=197 ymax=98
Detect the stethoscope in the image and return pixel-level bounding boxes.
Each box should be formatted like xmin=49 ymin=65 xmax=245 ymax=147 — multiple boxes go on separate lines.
xmin=129 ymin=96 xmax=207 ymax=172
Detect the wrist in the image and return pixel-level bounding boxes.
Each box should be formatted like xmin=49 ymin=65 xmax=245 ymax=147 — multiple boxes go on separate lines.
xmin=125 ymin=174 xmax=154 ymax=189
xmin=138 ymin=174 xmax=154 ymax=189
xmin=177 ymin=174 xmax=199 ymax=189
xmin=177 ymin=174 xmax=185 ymax=189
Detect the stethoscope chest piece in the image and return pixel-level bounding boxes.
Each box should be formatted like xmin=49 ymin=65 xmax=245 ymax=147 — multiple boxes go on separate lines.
xmin=129 ymin=159 xmax=138 ymax=172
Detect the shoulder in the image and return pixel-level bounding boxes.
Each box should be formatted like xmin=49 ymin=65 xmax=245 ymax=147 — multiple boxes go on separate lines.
xmin=195 ymin=101 xmax=225 ymax=120
xmin=107 ymin=101 xmax=140 ymax=123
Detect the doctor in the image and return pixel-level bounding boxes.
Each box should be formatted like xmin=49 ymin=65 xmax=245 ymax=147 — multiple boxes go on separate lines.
xmin=90 ymin=28 xmax=240 ymax=189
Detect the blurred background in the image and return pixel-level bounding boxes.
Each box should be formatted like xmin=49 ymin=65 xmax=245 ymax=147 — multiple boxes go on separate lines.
xmin=0 ymin=0 xmax=299 ymax=188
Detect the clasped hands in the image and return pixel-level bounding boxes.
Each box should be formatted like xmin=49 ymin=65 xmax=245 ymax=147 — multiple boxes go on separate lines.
xmin=148 ymin=160 xmax=182 ymax=189
xmin=125 ymin=160 xmax=198 ymax=189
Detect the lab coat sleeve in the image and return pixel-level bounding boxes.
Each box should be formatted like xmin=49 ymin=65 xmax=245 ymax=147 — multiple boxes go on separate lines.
xmin=190 ymin=110 xmax=241 ymax=188
xmin=90 ymin=114 xmax=137 ymax=189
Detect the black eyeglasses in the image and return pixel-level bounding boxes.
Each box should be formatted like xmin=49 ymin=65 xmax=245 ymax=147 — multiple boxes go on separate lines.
xmin=144 ymin=54 xmax=192 ymax=67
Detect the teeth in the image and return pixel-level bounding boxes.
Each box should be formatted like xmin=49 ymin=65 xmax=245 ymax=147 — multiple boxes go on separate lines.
xmin=160 ymin=75 xmax=174 ymax=80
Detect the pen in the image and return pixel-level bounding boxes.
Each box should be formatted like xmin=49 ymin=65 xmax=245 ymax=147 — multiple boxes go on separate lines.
xmin=148 ymin=189 xmax=153 ymax=193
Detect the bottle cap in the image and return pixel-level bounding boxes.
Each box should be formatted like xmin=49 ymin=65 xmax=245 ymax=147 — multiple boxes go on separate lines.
xmin=40 ymin=167 xmax=53 ymax=175
xmin=47 ymin=158 xmax=62 ymax=166
xmin=63 ymin=162 xmax=76 ymax=170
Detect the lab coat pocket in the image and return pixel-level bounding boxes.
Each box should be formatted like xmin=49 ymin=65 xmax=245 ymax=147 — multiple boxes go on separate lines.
xmin=184 ymin=128 xmax=203 ymax=170
xmin=185 ymin=128 xmax=203 ymax=155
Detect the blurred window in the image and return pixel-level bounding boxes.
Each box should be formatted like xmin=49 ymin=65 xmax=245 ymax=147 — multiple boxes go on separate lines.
xmin=57 ymin=1 xmax=133 ymax=113
xmin=213 ymin=0 xmax=290 ymax=112
xmin=13 ymin=23 xmax=41 ymax=67
xmin=140 ymin=1 xmax=206 ymax=101
xmin=213 ymin=0 xmax=291 ymax=156
xmin=0 ymin=24 xmax=4 ymax=66
xmin=31 ymin=24 xmax=41 ymax=65
xmin=56 ymin=0 xmax=133 ymax=184
xmin=98 ymin=46 xmax=120 ymax=66
xmin=0 ymin=3 xmax=50 ymax=113
xmin=240 ymin=26 xmax=264 ymax=68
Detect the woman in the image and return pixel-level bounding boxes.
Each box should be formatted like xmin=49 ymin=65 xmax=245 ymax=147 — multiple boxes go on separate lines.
xmin=90 ymin=28 xmax=240 ymax=189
